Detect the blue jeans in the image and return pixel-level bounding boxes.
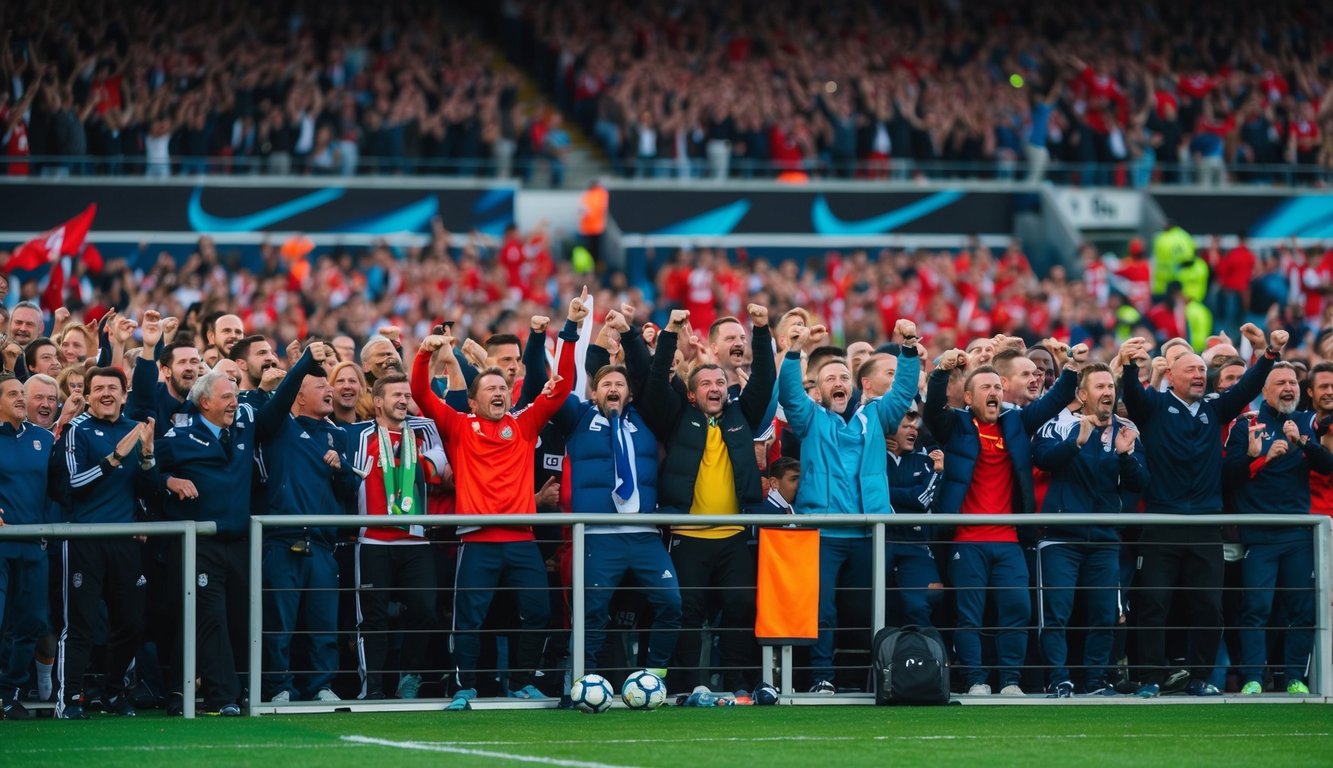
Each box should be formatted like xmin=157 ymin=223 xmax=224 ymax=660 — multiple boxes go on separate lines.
xmin=583 ymin=532 xmax=682 ymax=670
xmin=950 ymin=542 xmax=1030 ymax=688
xmin=811 ymin=536 xmax=873 ymax=683
xmin=262 ymin=544 xmax=339 ymax=700
xmin=1037 ymin=541 xmax=1119 ymax=687
xmin=1239 ymin=536 xmax=1315 ymax=684
xmin=885 ymin=541 xmax=941 ymax=627
xmin=452 ymin=541 xmax=551 ymax=691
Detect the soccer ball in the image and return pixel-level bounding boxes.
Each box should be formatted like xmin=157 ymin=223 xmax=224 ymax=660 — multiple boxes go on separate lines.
xmin=570 ymin=674 xmax=615 ymax=714
xmin=755 ymin=682 xmax=781 ymax=706
xmin=621 ymin=670 xmax=667 ymax=710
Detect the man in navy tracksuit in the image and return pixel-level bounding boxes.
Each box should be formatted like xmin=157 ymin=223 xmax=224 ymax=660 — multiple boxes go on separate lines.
xmin=257 ymin=344 xmax=357 ymax=703
xmin=922 ymin=346 xmax=1079 ymax=695
xmin=1223 ymin=361 xmax=1333 ymax=695
xmin=0 ymin=373 xmax=55 ymax=720
xmin=1031 ymin=363 xmax=1148 ymax=697
xmin=1118 ymin=325 xmax=1285 ymax=697
xmin=884 ymin=405 xmax=944 ymax=628
xmin=52 ymin=366 xmax=158 ymax=719
xmin=156 ymin=354 xmax=308 ymax=714
xmin=549 ymin=350 xmax=682 ymax=677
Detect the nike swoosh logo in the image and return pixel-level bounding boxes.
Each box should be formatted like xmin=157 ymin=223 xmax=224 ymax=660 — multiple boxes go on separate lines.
xmin=651 ymin=200 xmax=751 ymax=236
xmin=811 ymin=190 xmax=964 ymax=235
xmin=188 ymin=187 xmax=346 ymax=232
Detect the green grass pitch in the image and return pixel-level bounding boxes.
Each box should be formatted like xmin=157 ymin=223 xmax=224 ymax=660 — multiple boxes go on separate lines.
xmin=6 ymin=705 xmax=1332 ymax=767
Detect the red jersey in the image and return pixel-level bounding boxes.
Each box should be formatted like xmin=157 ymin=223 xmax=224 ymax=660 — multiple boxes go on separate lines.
xmin=1311 ymin=469 xmax=1333 ymax=517
xmin=410 ymin=337 xmax=574 ymax=543
xmin=956 ymin=419 xmax=1018 ymax=543
xmin=1216 ymin=246 xmax=1256 ymax=293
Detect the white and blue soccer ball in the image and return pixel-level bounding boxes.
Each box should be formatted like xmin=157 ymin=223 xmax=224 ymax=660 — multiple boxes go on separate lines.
xmin=621 ymin=670 xmax=667 ymax=710
xmin=570 ymin=674 xmax=615 ymax=714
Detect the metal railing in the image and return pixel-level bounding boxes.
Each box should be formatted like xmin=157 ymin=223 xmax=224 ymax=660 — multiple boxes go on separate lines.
xmin=246 ymin=512 xmax=1332 ymax=712
xmin=0 ymin=520 xmax=216 ymax=718
xmin=2 ymin=154 xmax=1330 ymax=188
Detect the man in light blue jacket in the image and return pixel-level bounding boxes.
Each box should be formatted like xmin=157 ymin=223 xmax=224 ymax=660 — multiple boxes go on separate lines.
xmin=777 ymin=319 xmax=923 ymax=693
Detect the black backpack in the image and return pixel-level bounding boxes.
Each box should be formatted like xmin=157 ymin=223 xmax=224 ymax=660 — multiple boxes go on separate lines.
xmin=873 ymin=624 xmax=950 ymax=705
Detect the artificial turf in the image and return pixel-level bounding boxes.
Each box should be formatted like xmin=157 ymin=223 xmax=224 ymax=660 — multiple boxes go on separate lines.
xmin=6 ymin=704 xmax=1331 ymax=767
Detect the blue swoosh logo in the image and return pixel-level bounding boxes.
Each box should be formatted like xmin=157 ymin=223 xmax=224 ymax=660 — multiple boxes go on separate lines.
xmin=188 ymin=187 xmax=346 ymax=232
xmin=651 ymin=200 xmax=751 ymax=236
xmin=1252 ymin=196 xmax=1333 ymax=239
xmin=335 ymin=196 xmax=439 ymax=234
xmin=812 ymin=190 xmax=964 ymax=235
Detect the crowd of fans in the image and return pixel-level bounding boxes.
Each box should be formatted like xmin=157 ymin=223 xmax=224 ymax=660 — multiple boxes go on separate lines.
xmin=0 ymin=1 xmax=570 ymax=180
xmin=512 ymin=0 xmax=1333 ymax=184
xmin=3 ymin=1 xmax=1333 ymax=185
xmin=1 ymin=220 xmax=1333 ymax=717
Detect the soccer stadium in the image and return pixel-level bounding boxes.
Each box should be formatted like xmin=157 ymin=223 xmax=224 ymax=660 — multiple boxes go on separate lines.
xmin=2 ymin=0 xmax=1333 ymax=765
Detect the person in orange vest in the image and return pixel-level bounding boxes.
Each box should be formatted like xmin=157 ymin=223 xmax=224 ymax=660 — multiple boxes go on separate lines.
xmin=578 ymin=179 xmax=608 ymax=268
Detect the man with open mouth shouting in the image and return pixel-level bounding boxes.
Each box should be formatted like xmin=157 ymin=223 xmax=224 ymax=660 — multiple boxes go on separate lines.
xmin=923 ymin=340 xmax=1083 ymax=697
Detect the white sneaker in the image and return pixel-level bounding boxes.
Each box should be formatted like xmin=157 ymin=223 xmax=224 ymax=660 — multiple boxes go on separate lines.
xmin=314 ymin=688 xmax=341 ymax=702
xmin=967 ymin=683 xmax=991 ymax=696
xmin=999 ymin=684 xmax=1025 ymax=696
xmin=270 ymin=690 xmax=291 ymax=703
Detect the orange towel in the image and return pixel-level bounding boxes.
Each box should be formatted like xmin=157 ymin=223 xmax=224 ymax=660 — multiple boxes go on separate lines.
xmin=755 ymin=527 xmax=819 ymax=644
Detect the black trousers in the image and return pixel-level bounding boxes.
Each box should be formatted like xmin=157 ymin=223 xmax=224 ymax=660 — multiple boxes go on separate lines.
xmin=58 ymin=539 xmax=146 ymax=710
xmin=668 ymin=532 xmax=757 ymax=692
xmin=167 ymin=538 xmax=250 ymax=709
xmin=1134 ymin=525 xmax=1224 ymax=685
xmin=354 ymin=543 xmax=437 ymax=697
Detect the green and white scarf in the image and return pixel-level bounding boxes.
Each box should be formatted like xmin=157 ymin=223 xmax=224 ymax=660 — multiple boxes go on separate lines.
xmin=378 ymin=426 xmax=422 ymax=530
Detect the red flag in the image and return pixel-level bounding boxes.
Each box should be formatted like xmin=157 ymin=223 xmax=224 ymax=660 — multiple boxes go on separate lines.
xmin=3 ymin=204 xmax=97 ymax=273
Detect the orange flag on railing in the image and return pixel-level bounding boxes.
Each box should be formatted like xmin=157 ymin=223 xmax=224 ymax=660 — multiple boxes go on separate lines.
xmin=755 ymin=527 xmax=820 ymax=644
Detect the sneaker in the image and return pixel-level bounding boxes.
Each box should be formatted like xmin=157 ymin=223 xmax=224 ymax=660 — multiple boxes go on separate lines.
xmin=732 ymin=690 xmax=753 ymax=705
xmin=808 ymin=680 xmax=836 ymax=695
xmin=166 ymin=692 xmax=184 ymax=717
xmin=107 ymin=695 xmax=137 ymax=717
xmin=270 ymin=690 xmax=291 ymax=704
xmin=1160 ymin=669 xmax=1190 ymax=695
xmin=60 ymin=704 xmax=90 ymax=720
xmin=1239 ymin=681 xmax=1263 ymax=696
xmin=999 ymin=684 xmax=1025 ymax=696
xmin=1083 ymin=683 xmax=1119 ymax=697
xmin=446 ymin=688 xmax=476 ymax=711
xmin=396 ymin=674 xmax=422 ymax=700
xmin=1046 ymin=681 xmax=1073 ymax=699
xmin=1184 ymin=680 xmax=1221 ymax=697
xmin=1133 ymin=683 xmax=1160 ymax=698
xmin=646 ymin=668 xmax=668 ymax=680
xmin=507 ymin=684 xmax=548 ymax=700
xmin=966 ymin=683 xmax=992 ymax=696
xmin=1287 ymin=680 xmax=1311 ymax=695
xmin=314 ymin=688 xmax=341 ymax=702
xmin=2 ymin=699 xmax=33 ymax=720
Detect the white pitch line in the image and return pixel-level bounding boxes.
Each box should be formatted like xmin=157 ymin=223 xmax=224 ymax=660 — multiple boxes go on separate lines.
xmin=342 ymin=735 xmax=640 ymax=767
xmin=374 ymin=732 xmax=1331 ymax=747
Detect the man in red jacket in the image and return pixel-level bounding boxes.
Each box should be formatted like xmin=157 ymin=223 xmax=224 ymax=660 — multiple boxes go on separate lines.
xmin=409 ymin=291 xmax=581 ymax=710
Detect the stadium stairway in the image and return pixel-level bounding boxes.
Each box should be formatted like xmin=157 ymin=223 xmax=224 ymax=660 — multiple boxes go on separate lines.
xmin=481 ymin=47 xmax=609 ymax=189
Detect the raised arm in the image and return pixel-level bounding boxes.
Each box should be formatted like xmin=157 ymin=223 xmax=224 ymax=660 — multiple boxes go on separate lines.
xmin=872 ymin=320 xmax=924 ymax=433
xmin=255 ymin=345 xmax=322 ymax=442
xmin=738 ymin=305 xmax=776 ymax=430
xmin=412 ymin=333 xmax=466 ymax=440
xmin=640 ymin=310 xmax=689 ymax=442
xmin=923 ymin=352 xmax=965 ymax=443
xmin=515 ymin=316 xmax=551 ymax=410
